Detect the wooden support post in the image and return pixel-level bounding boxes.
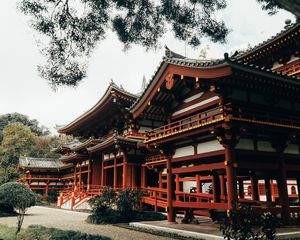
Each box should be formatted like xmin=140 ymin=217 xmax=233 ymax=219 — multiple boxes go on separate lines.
xmin=101 ymin=155 xmax=105 ymax=187
xmin=132 ymin=164 xmax=136 ymax=188
xmin=220 ymin=175 xmax=227 ymax=201
xmin=225 ymin=147 xmax=238 ymax=211
xmin=122 ymin=154 xmax=128 ymax=189
xmin=196 ymin=174 xmax=201 ymax=193
xmin=277 ymin=154 xmax=290 ymax=225
xmin=74 ymin=165 xmax=77 ymax=191
xmin=297 ymin=177 xmax=300 ymax=204
xmin=175 ymin=174 xmax=180 ymax=201
xmin=167 ymin=157 xmax=176 ymax=222
xmin=251 ymin=176 xmax=259 ymax=201
xmin=141 ymin=166 xmax=146 ymax=188
xmin=87 ymin=160 xmax=91 ymax=190
xmin=159 ymin=170 xmax=163 ymax=198
xmin=113 ymin=154 xmax=117 ymax=189
xmin=45 ymin=183 xmax=49 ymax=197
xmin=265 ymin=178 xmax=272 ymax=203
xmin=238 ymin=179 xmax=244 ymax=199
xmin=212 ymin=172 xmax=221 ymax=203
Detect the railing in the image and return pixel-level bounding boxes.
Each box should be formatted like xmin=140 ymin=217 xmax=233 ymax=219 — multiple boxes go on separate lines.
xmin=230 ymin=105 xmax=300 ymax=128
xmin=146 ymin=155 xmax=167 ymax=166
xmin=280 ymin=63 xmax=300 ymax=76
xmin=123 ymin=131 xmax=147 ymax=139
xmin=145 ymin=106 xmax=224 ymax=142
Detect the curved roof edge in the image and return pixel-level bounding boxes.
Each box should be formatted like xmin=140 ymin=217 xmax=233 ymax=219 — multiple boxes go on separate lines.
xmin=237 ymin=21 xmax=300 ymax=61
xmin=58 ymin=82 xmax=138 ymax=134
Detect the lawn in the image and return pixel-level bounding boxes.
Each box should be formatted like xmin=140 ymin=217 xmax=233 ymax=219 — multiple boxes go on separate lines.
xmin=0 ymin=224 xmax=111 ymax=240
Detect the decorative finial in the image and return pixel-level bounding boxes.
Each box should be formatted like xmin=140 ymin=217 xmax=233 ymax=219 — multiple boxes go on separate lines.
xmin=224 ymin=52 xmax=229 ymax=60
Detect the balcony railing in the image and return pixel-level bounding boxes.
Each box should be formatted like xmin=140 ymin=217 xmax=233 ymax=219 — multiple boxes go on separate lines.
xmin=146 ymin=155 xmax=168 ymax=166
xmin=145 ymin=106 xmax=224 ymax=142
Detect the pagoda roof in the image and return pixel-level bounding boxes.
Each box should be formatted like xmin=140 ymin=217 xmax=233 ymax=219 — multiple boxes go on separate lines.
xmin=52 ymin=141 xmax=82 ymax=153
xmin=58 ymin=153 xmax=89 ymax=163
xmin=237 ymin=21 xmax=300 ymax=63
xmin=130 ymin=48 xmax=300 ymax=119
xmin=70 ymin=138 xmax=103 ymax=151
xmin=88 ymin=134 xmax=141 ymax=153
xmin=18 ymin=157 xmax=69 ymax=170
xmin=57 ymin=82 xmax=138 ymax=135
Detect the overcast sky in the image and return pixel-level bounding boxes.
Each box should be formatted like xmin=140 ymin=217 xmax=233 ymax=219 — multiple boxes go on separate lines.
xmin=0 ymin=0 xmax=294 ymax=134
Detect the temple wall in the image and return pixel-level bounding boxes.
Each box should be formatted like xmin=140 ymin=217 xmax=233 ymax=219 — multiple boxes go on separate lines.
xmin=197 ymin=140 xmax=224 ymax=154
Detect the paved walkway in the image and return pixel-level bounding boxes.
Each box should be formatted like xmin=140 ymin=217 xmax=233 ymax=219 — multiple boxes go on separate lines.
xmin=0 ymin=206 xmax=173 ymax=240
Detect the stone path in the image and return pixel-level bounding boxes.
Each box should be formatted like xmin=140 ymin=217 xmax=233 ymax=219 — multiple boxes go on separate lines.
xmin=0 ymin=206 xmax=173 ymax=240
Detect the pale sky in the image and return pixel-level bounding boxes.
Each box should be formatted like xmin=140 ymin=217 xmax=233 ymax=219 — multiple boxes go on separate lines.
xmin=0 ymin=0 xmax=294 ymax=134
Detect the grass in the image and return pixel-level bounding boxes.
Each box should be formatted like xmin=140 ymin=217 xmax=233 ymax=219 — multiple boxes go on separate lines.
xmin=0 ymin=224 xmax=111 ymax=240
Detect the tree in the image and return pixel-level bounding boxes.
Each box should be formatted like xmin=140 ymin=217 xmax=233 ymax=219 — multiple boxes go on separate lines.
xmin=0 ymin=123 xmax=35 ymax=183
xmin=29 ymin=135 xmax=60 ymax=158
xmin=0 ymin=113 xmax=49 ymax=143
xmin=17 ymin=0 xmax=300 ymax=88
xmin=0 ymin=182 xmax=35 ymax=233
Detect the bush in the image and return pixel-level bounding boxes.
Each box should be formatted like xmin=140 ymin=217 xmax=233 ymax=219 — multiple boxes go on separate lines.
xmin=87 ymin=187 xmax=166 ymax=224
xmin=220 ymin=204 xmax=279 ymax=240
xmin=0 ymin=182 xmax=35 ymax=233
xmin=35 ymin=194 xmax=50 ymax=206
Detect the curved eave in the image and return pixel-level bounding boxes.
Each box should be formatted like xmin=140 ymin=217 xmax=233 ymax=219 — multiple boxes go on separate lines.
xmin=70 ymin=139 xmax=102 ymax=152
xmin=238 ymin=22 xmax=300 ymax=62
xmin=59 ymin=154 xmax=89 ymax=163
xmin=88 ymin=136 xmax=140 ymax=154
xmin=130 ymin=58 xmax=231 ymax=119
xmin=58 ymin=84 xmax=138 ymax=134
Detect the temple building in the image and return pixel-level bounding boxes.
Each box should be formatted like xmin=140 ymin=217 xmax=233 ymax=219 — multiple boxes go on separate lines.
xmin=19 ymin=21 xmax=300 ymax=224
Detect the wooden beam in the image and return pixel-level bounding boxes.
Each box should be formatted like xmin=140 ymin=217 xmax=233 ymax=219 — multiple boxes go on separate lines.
xmin=172 ymin=162 xmax=225 ymax=174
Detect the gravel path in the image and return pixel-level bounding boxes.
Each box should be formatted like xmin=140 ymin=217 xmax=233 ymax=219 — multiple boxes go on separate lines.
xmin=0 ymin=206 xmax=173 ymax=240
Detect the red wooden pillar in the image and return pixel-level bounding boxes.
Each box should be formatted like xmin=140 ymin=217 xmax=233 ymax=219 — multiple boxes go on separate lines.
xmin=122 ymin=154 xmax=128 ymax=189
xmin=220 ymin=175 xmax=227 ymax=201
xmin=45 ymin=183 xmax=49 ymax=197
xmin=297 ymin=177 xmax=300 ymax=204
xmin=225 ymin=147 xmax=238 ymax=211
xmin=175 ymin=174 xmax=180 ymax=201
xmin=87 ymin=160 xmax=91 ymax=190
xmin=265 ymin=178 xmax=272 ymax=203
xmin=113 ymin=154 xmax=117 ymax=189
xmin=74 ymin=165 xmax=77 ymax=191
xmin=158 ymin=171 xmax=163 ymax=198
xmin=141 ymin=166 xmax=146 ymax=188
xmin=238 ymin=179 xmax=244 ymax=199
xmin=212 ymin=172 xmax=221 ymax=203
xmin=167 ymin=157 xmax=176 ymax=222
xmin=132 ymin=164 xmax=136 ymax=188
xmin=196 ymin=174 xmax=201 ymax=193
xmin=101 ymin=156 xmax=105 ymax=187
xmin=251 ymin=176 xmax=259 ymax=201
xmin=277 ymin=153 xmax=290 ymax=225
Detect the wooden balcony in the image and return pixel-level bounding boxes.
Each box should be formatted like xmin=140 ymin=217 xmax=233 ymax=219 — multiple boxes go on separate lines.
xmin=145 ymin=106 xmax=224 ymax=143
xmin=145 ymin=155 xmax=168 ymax=167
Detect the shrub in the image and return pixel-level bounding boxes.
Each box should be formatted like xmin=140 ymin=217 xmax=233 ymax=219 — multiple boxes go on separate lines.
xmin=0 ymin=182 xmax=35 ymax=233
xmin=220 ymin=204 xmax=279 ymax=240
xmin=35 ymin=193 xmax=50 ymax=206
xmin=116 ymin=188 xmax=143 ymax=219
xmin=87 ymin=187 xmax=166 ymax=224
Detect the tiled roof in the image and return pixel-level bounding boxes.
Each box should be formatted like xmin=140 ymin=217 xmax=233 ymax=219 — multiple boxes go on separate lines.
xmin=58 ymin=82 xmax=138 ymax=134
xmin=19 ymin=157 xmax=66 ymax=169
xmin=87 ymin=134 xmax=141 ymax=153
xmin=237 ymin=21 xmax=300 ymax=60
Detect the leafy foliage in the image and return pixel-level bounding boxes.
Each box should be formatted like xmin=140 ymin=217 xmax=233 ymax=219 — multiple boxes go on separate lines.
xmin=257 ymin=0 xmax=300 ymax=17
xmin=0 ymin=182 xmax=36 ymax=233
xmin=88 ymin=187 xmax=166 ymax=224
xmin=220 ymin=204 xmax=280 ymax=240
xmin=0 ymin=123 xmax=35 ymax=183
xmin=19 ymin=0 xmax=230 ymax=88
xmin=0 ymin=113 xmax=49 ymax=143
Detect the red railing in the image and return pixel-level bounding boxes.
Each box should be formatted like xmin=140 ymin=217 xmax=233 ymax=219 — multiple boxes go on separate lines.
xmin=145 ymin=106 xmax=224 ymax=142
xmin=146 ymin=155 xmax=167 ymax=165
